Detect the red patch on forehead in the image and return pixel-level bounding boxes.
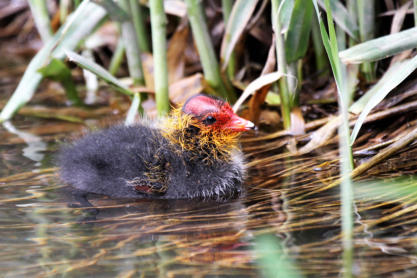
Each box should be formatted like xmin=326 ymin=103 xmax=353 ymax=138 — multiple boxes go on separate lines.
xmin=183 ymin=94 xmax=227 ymax=116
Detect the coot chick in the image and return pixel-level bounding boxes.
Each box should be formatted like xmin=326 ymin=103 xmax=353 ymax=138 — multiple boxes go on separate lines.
xmin=59 ymin=94 xmax=254 ymax=200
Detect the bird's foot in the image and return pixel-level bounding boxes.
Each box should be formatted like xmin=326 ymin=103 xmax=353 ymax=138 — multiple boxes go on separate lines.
xmin=126 ymin=177 xmax=167 ymax=195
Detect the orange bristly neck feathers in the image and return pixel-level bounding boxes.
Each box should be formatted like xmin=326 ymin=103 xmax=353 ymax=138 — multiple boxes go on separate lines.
xmin=161 ymin=108 xmax=240 ymax=161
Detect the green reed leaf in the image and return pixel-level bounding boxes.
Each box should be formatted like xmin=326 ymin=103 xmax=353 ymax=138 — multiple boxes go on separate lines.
xmin=220 ymin=0 xmax=259 ymax=71
xmin=350 ymin=55 xmax=417 ymax=143
xmin=340 ymin=27 xmax=417 ymax=64
xmin=66 ymin=50 xmax=134 ymax=96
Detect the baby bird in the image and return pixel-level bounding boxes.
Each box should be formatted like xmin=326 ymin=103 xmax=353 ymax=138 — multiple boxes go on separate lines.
xmin=58 ymin=94 xmax=254 ymax=200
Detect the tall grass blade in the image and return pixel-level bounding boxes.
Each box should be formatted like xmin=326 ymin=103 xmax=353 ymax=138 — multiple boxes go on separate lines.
xmin=0 ymin=0 xmax=107 ymax=122
xmin=150 ymin=0 xmax=170 ymax=116
xmin=285 ymin=0 xmax=313 ymax=63
xmin=339 ymin=27 xmax=417 ymax=64
xmin=66 ymin=50 xmax=134 ymax=96
xmin=350 ymin=55 xmax=417 ymax=143
xmin=27 ymin=0 xmax=52 ymax=42
xmin=220 ymin=0 xmax=259 ymax=70
xmin=317 ymin=0 xmax=358 ymax=41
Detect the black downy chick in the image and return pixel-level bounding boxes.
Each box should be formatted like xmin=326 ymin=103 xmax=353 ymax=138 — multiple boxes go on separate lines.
xmin=58 ymin=94 xmax=255 ymax=200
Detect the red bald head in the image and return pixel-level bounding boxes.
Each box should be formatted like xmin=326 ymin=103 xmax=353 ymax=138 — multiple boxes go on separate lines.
xmin=182 ymin=94 xmax=254 ymax=132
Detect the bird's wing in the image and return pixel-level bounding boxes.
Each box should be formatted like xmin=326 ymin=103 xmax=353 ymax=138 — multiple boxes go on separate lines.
xmin=128 ymin=147 xmax=169 ymax=195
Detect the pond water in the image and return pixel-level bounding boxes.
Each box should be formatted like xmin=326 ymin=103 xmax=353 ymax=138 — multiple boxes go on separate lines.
xmin=2 ymin=113 xmax=417 ymax=278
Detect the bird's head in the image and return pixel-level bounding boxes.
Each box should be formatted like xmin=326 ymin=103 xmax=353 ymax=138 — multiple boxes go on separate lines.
xmin=162 ymin=94 xmax=254 ymax=160
xmin=182 ymin=94 xmax=255 ymax=133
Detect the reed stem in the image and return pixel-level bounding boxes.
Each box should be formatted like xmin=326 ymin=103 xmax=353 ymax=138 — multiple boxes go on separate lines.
xmin=119 ymin=0 xmax=146 ymax=119
xmin=150 ymin=0 xmax=170 ymax=116
xmin=108 ymin=39 xmax=125 ymax=76
xmin=184 ymin=0 xmax=234 ymax=101
xmin=130 ymin=0 xmax=151 ymax=53
xmin=271 ymin=0 xmax=291 ymax=130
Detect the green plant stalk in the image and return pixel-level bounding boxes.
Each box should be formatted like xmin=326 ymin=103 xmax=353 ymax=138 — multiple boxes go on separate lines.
xmin=119 ymin=0 xmax=146 ymax=117
xmin=150 ymin=0 xmax=170 ymax=116
xmin=339 ymin=113 xmax=354 ymax=278
xmin=119 ymin=0 xmax=145 ymax=86
xmin=222 ymin=0 xmax=236 ymax=80
xmin=311 ymin=15 xmax=327 ymax=74
xmin=271 ymin=0 xmax=291 ymax=130
xmin=184 ymin=0 xmax=234 ymax=101
xmin=28 ymin=0 xmax=52 ymax=42
xmin=313 ymin=1 xmax=354 ymax=277
xmin=108 ymin=39 xmax=125 ymax=75
xmin=130 ymin=0 xmax=151 ymax=52
xmin=357 ymin=0 xmax=375 ymax=81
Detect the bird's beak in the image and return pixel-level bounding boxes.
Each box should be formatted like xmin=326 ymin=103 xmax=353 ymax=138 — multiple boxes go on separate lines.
xmin=226 ymin=114 xmax=255 ymax=132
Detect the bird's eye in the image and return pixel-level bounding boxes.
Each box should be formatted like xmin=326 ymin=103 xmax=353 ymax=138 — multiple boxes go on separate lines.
xmin=203 ymin=115 xmax=217 ymax=125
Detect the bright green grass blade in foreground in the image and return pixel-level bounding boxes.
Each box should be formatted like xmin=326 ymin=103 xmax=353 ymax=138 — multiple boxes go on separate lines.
xmin=340 ymin=27 xmax=417 ymax=64
xmin=0 ymin=0 xmax=107 ymax=122
xmin=317 ymin=0 xmax=359 ymax=41
xmin=66 ymin=50 xmax=134 ymax=96
xmin=285 ymin=0 xmax=313 ymax=63
xmin=220 ymin=0 xmax=259 ymax=70
xmin=350 ymin=55 xmax=417 ymax=143
xmin=254 ymin=234 xmax=303 ymax=278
